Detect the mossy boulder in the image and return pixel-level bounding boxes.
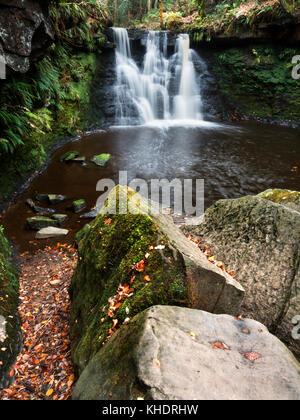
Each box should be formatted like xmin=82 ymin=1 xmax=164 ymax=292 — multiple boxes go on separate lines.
xmin=26 ymin=216 xmax=58 ymax=230
xmin=70 ymin=186 xmax=244 ymax=373
xmin=182 ymin=194 xmax=300 ymax=360
xmin=0 ymin=227 xmax=20 ymax=390
xmin=90 ymin=154 xmax=111 ymax=167
xmin=258 ymin=189 xmax=300 ymax=213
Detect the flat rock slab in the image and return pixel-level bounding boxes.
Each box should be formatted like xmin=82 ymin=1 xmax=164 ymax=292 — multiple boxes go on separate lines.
xmin=73 ymin=306 xmax=300 ymax=401
xmin=36 ymin=227 xmax=69 ymax=239
xmin=182 ymin=195 xmax=300 ymax=360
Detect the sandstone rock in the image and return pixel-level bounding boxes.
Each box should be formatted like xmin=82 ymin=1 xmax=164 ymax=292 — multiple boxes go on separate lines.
xmin=36 ymin=227 xmax=69 ymax=239
xmin=70 ymin=186 xmax=244 ymax=372
xmin=182 ymin=195 xmax=300 ymax=360
xmin=0 ymin=0 xmax=54 ymax=73
xmin=72 ymin=306 xmax=300 ymax=401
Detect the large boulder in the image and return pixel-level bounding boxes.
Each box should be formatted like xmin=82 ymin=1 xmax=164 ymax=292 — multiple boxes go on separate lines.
xmin=0 ymin=0 xmax=54 ymax=73
xmin=0 ymin=227 xmax=20 ymax=390
xmin=182 ymin=194 xmax=300 ymax=360
xmin=70 ymin=186 xmax=244 ymax=373
xmin=73 ymin=305 xmax=300 ymax=400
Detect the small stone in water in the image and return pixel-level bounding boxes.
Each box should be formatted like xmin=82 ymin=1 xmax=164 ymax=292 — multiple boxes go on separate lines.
xmin=60 ymin=150 xmax=79 ymax=162
xmin=72 ymin=199 xmax=87 ymax=214
xmin=90 ymin=154 xmax=111 ymax=167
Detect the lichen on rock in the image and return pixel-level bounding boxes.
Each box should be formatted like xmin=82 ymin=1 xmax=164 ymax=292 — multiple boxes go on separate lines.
xmin=70 ymin=185 xmax=244 ymax=373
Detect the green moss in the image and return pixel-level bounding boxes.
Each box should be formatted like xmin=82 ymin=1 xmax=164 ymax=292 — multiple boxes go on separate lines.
xmin=258 ymin=189 xmax=300 ymax=212
xmin=0 ymin=52 xmax=99 ymax=206
xmin=211 ymin=46 xmax=300 ymax=124
xmin=70 ymin=210 xmax=188 ymax=373
xmin=0 ymin=226 xmax=20 ymax=388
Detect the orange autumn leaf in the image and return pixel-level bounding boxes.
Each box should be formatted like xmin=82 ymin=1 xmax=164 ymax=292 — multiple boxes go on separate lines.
xmin=242 ymin=352 xmax=261 ymax=362
xmin=9 ymin=369 xmax=15 ymax=377
xmin=46 ymin=389 xmax=54 ymax=397
xmin=104 ymin=218 xmax=112 ymax=226
xmin=135 ymin=260 xmax=145 ymax=272
xmin=144 ymin=275 xmax=151 ymax=282
xmin=212 ymin=342 xmax=230 ymax=351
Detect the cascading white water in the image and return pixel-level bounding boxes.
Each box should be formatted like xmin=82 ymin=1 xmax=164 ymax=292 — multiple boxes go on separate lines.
xmin=113 ymin=28 xmax=203 ymax=125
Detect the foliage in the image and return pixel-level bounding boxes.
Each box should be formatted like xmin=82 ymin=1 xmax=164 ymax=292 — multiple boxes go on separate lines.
xmin=0 ymin=0 xmax=106 ymax=155
xmin=190 ymin=0 xmax=291 ymax=42
xmin=212 ymin=45 xmax=300 ymax=123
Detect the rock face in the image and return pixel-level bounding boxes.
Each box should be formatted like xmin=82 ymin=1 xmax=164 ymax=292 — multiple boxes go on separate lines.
xmin=0 ymin=0 xmax=54 ymax=73
xmin=0 ymin=228 xmax=20 ymax=390
xmin=182 ymin=194 xmax=300 ymax=360
xmin=72 ymin=305 xmax=300 ymax=400
xmin=70 ymin=186 xmax=244 ymax=373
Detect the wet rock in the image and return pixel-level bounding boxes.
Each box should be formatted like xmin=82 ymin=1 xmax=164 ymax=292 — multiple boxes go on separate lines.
xmin=0 ymin=0 xmax=54 ymax=73
xmin=90 ymin=154 xmax=111 ymax=167
xmin=73 ymin=306 xmax=300 ymax=401
xmin=60 ymin=151 xmax=80 ymax=162
xmin=36 ymin=194 xmax=49 ymax=202
xmin=48 ymin=194 xmax=66 ymax=205
xmin=36 ymin=227 xmax=69 ymax=239
xmin=72 ymin=200 xmax=87 ymax=214
xmin=52 ymin=214 xmax=68 ymax=226
xmin=27 ymin=216 xmax=58 ymax=231
xmin=70 ymin=156 xmax=86 ymax=163
xmin=79 ymin=209 xmax=98 ymax=219
xmin=26 ymin=199 xmax=55 ymax=214
xmin=70 ymin=186 xmax=244 ymax=373
xmin=182 ymin=194 xmax=300 ymax=360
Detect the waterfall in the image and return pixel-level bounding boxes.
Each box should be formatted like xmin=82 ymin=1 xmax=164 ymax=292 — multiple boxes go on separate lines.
xmin=112 ymin=28 xmax=204 ymax=125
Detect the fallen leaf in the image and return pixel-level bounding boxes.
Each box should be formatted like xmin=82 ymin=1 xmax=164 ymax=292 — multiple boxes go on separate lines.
xmin=212 ymin=342 xmax=230 ymax=351
xmin=46 ymin=389 xmax=54 ymax=397
xmin=153 ymin=359 xmax=161 ymax=367
xmin=242 ymin=352 xmax=261 ymax=362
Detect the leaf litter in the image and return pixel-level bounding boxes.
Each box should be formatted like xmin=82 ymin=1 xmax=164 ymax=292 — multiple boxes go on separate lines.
xmin=0 ymin=244 xmax=78 ymax=400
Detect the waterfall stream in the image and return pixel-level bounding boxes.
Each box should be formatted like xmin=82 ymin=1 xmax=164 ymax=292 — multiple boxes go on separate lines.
xmin=113 ymin=28 xmax=204 ymax=125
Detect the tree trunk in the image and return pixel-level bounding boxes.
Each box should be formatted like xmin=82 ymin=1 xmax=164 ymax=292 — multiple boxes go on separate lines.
xmin=159 ymin=0 xmax=163 ymax=29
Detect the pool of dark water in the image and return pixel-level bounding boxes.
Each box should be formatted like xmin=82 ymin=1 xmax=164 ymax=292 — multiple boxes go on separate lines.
xmin=2 ymin=120 xmax=300 ymax=252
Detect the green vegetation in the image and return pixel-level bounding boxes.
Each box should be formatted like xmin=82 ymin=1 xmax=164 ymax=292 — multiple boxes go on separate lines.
xmin=212 ymin=46 xmax=300 ymax=123
xmin=0 ymin=0 xmax=107 ymax=204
